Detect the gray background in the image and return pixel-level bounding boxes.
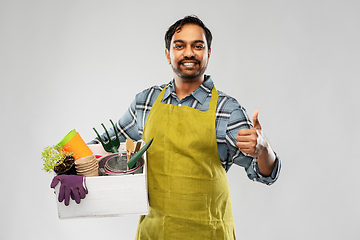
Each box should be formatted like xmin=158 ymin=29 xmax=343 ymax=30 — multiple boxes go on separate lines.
xmin=1 ymin=0 xmax=359 ymax=239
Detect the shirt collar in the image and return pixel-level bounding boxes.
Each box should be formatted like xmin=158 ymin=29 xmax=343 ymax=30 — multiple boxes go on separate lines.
xmin=164 ymin=75 xmax=214 ymax=105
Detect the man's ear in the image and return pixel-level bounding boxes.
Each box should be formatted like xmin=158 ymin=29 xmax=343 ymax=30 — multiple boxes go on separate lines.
xmin=208 ymin=48 xmax=211 ymax=59
xmin=165 ymin=48 xmax=171 ymax=64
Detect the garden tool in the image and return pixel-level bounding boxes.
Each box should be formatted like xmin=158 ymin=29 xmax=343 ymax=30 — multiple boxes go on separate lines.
xmin=93 ymin=119 xmax=120 ymax=153
xmin=134 ymin=141 xmax=142 ymax=153
xmin=128 ymin=138 xmax=153 ymax=169
xmin=126 ymin=139 xmax=134 ymax=170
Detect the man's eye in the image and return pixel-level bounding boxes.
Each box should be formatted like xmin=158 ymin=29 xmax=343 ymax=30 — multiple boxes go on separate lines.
xmin=174 ymin=45 xmax=184 ymax=49
xmin=195 ymin=45 xmax=204 ymax=49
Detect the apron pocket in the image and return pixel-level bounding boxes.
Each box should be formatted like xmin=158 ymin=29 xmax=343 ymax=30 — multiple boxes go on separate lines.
xmin=149 ymin=190 xmax=210 ymax=221
xmin=149 ymin=190 xmax=211 ymax=239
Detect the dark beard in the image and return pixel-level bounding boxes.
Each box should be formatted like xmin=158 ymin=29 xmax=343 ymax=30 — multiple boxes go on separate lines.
xmin=171 ymin=57 xmax=208 ymax=81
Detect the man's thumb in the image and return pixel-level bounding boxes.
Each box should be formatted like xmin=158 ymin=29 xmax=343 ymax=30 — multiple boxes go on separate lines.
xmin=252 ymin=110 xmax=261 ymax=130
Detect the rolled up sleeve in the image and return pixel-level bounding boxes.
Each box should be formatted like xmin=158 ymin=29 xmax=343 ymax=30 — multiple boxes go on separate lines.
xmin=225 ymin=102 xmax=281 ymax=185
xmin=247 ymin=153 xmax=281 ymax=185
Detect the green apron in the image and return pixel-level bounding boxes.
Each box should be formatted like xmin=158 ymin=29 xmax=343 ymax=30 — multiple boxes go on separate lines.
xmin=136 ymin=86 xmax=236 ymax=239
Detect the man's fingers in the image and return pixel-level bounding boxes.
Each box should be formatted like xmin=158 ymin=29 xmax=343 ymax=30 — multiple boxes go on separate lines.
xmin=236 ymin=142 xmax=256 ymax=155
xmin=237 ymin=140 xmax=256 ymax=149
xmin=237 ymin=128 xmax=254 ymax=136
xmin=236 ymin=136 xmax=256 ymax=144
xmin=237 ymin=129 xmax=258 ymax=141
xmin=252 ymin=110 xmax=261 ymax=130
xmin=237 ymin=127 xmax=259 ymax=156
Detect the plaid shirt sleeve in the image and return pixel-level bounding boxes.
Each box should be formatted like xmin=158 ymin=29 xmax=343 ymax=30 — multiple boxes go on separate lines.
xmin=218 ymin=93 xmax=281 ymax=185
xmin=88 ymin=86 xmax=161 ymax=144
xmin=87 ymin=98 xmax=141 ymax=144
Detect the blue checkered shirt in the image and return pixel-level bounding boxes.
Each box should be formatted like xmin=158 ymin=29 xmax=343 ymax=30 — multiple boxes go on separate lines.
xmin=90 ymin=76 xmax=281 ymax=185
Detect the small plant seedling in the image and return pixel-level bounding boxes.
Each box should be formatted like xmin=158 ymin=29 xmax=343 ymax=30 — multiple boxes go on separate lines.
xmin=41 ymin=145 xmax=74 ymax=173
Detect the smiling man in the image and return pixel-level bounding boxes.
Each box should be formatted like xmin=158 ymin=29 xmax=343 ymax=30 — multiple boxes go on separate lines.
xmin=165 ymin=23 xmax=211 ymax=94
xmin=114 ymin=16 xmax=280 ymax=239
xmin=52 ymin=15 xmax=281 ymax=240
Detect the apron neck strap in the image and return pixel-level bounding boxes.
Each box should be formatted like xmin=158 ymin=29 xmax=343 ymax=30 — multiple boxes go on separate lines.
xmin=156 ymin=85 xmax=218 ymax=111
xmin=208 ymin=86 xmax=218 ymax=112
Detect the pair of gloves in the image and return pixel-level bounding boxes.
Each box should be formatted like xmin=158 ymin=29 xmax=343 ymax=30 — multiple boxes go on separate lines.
xmin=51 ymin=175 xmax=88 ymax=206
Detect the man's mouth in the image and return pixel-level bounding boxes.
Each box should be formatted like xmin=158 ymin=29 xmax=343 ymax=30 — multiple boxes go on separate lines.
xmin=182 ymin=62 xmax=196 ymax=66
xmin=179 ymin=60 xmax=200 ymax=68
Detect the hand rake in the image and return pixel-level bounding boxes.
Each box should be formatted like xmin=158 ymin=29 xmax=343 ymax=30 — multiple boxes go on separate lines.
xmin=93 ymin=119 xmax=120 ymax=153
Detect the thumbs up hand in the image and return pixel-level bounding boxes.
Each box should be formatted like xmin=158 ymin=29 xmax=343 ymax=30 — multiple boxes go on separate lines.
xmin=236 ymin=110 xmax=267 ymax=157
xmin=236 ymin=110 xmax=277 ymax=176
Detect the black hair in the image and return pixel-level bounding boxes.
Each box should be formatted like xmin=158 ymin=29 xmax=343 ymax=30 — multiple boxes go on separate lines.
xmin=165 ymin=15 xmax=212 ymax=51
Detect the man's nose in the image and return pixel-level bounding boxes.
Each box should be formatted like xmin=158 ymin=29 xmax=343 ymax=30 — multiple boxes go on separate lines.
xmin=183 ymin=45 xmax=194 ymax=57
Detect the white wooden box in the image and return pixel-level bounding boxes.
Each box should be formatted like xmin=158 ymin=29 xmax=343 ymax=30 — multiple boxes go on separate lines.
xmin=54 ymin=143 xmax=149 ymax=219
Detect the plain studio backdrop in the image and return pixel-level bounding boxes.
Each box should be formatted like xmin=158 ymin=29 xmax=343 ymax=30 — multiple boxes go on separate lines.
xmin=0 ymin=0 xmax=359 ymax=239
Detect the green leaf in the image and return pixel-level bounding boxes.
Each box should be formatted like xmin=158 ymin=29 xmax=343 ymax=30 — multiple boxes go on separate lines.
xmin=41 ymin=145 xmax=74 ymax=173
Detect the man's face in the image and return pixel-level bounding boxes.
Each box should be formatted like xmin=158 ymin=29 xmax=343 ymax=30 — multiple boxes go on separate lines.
xmin=165 ymin=24 xmax=211 ymax=82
